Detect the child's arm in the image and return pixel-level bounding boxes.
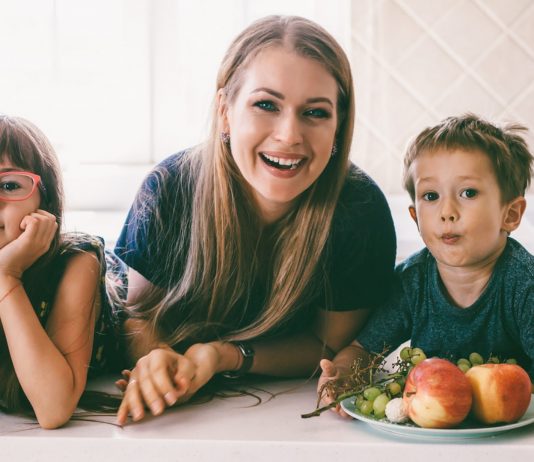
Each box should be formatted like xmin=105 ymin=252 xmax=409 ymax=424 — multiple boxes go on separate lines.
xmin=0 ymin=212 xmax=100 ymax=428
xmin=317 ymin=341 xmax=372 ymax=417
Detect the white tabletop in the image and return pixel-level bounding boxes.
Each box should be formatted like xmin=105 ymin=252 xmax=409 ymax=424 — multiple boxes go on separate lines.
xmin=1 ymin=378 xmax=534 ymax=462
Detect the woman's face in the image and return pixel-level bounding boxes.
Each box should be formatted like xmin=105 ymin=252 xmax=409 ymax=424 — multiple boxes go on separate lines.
xmin=223 ymin=46 xmax=338 ymax=223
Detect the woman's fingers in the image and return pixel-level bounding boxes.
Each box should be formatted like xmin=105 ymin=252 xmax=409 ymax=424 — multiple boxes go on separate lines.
xmin=117 ymin=379 xmax=145 ymax=425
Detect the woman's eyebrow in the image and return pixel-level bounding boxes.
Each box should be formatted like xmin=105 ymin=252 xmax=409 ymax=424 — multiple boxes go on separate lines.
xmin=251 ymin=87 xmax=334 ymax=107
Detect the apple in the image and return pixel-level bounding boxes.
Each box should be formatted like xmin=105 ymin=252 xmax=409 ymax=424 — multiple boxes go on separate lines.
xmin=465 ymin=364 xmax=532 ymax=424
xmin=403 ymin=358 xmax=472 ymax=428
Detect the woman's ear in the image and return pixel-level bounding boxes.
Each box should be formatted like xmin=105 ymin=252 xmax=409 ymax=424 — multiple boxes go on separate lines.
xmin=502 ymin=196 xmax=526 ymax=234
xmin=216 ymin=88 xmax=229 ymax=131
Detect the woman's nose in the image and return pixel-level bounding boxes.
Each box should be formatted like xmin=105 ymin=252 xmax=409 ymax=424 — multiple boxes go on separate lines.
xmin=273 ymin=112 xmax=303 ymax=146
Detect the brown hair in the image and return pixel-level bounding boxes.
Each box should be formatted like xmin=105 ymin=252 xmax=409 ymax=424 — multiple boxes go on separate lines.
xmin=403 ymin=113 xmax=534 ymax=203
xmin=130 ymin=15 xmax=355 ymax=346
xmin=0 ymin=115 xmax=124 ymax=416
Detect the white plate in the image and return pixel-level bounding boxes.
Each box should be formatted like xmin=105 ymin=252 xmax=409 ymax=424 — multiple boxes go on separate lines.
xmin=341 ymin=397 xmax=534 ymax=440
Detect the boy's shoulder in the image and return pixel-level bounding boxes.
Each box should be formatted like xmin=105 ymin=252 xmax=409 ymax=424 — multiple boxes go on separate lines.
xmin=501 ymin=238 xmax=534 ymax=278
xmin=395 ymin=247 xmax=433 ymax=276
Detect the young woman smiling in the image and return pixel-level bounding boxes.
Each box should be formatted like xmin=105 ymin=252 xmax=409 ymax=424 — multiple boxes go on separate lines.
xmin=114 ymin=15 xmax=397 ymax=424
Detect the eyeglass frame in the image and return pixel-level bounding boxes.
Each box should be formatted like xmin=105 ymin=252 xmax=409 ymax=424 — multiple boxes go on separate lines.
xmin=0 ymin=171 xmax=42 ymax=202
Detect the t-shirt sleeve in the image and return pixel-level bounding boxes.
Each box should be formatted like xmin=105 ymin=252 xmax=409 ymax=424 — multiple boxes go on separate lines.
xmin=517 ymin=285 xmax=534 ymax=379
xmin=325 ymin=171 xmax=397 ymax=310
xmin=356 ymin=278 xmax=412 ymax=355
xmin=114 ymin=154 xmax=183 ymax=286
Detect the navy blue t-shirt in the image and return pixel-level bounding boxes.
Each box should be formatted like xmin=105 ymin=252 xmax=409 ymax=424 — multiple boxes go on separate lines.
xmin=115 ymin=151 xmax=397 ymax=337
xmin=357 ymin=238 xmax=534 ymax=379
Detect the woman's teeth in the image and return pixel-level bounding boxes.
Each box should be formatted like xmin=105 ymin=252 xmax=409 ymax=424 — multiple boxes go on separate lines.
xmin=261 ymin=153 xmax=303 ymax=170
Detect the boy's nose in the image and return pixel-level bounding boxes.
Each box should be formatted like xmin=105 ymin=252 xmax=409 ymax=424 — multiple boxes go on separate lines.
xmin=440 ymin=198 xmax=459 ymax=222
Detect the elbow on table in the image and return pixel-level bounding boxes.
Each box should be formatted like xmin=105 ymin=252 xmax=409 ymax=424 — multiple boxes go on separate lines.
xmin=34 ymin=402 xmax=77 ymax=429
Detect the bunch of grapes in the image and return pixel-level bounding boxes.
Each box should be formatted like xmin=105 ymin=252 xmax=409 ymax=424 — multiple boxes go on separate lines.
xmin=352 ymin=346 xmax=426 ymax=419
xmin=302 ymin=346 xmax=428 ymax=419
xmin=456 ymin=352 xmax=517 ymax=373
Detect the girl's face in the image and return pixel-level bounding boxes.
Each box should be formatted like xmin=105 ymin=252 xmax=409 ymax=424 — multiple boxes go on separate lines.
xmin=0 ymin=160 xmax=41 ymax=249
xmin=222 ymin=46 xmax=338 ymax=223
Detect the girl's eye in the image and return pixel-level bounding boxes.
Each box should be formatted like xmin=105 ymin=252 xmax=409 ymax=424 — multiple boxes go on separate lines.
xmin=422 ymin=191 xmax=439 ymax=201
xmin=304 ymin=108 xmax=331 ymax=119
xmin=254 ymin=100 xmax=277 ymax=112
xmin=0 ymin=181 xmax=22 ymax=191
xmin=460 ymin=188 xmax=478 ymax=199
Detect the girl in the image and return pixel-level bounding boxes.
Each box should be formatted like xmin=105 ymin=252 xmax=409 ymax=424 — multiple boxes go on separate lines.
xmin=115 ymin=15 xmax=397 ymax=424
xmin=0 ymin=115 xmax=126 ymax=429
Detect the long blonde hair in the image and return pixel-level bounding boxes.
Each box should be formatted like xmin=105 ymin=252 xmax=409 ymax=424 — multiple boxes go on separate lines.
xmin=133 ymin=15 xmax=355 ymax=346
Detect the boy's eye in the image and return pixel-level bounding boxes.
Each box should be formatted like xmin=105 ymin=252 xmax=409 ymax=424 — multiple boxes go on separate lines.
xmin=460 ymin=188 xmax=478 ymax=199
xmin=422 ymin=191 xmax=439 ymax=201
xmin=254 ymin=100 xmax=277 ymax=112
xmin=304 ymin=108 xmax=331 ymax=119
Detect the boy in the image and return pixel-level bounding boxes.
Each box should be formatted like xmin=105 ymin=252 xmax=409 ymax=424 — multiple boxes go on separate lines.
xmin=319 ymin=113 xmax=534 ymax=412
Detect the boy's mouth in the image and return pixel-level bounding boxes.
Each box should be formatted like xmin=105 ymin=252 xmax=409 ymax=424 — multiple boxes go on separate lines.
xmin=441 ymin=233 xmax=460 ymax=244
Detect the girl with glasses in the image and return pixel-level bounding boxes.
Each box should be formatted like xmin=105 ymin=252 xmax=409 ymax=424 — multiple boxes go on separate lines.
xmin=0 ymin=115 xmax=126 ymax=428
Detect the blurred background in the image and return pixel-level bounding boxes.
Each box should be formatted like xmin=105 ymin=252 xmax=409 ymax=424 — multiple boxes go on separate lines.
xmin=1 ymin=0 xmax=533 ymax=256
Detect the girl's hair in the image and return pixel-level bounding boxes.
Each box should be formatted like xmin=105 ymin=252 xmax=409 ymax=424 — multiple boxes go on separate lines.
xmin=0 ymin=116 xmax=124 ymax=415
xmin=131 ymin=15 xmax=355 ymax=346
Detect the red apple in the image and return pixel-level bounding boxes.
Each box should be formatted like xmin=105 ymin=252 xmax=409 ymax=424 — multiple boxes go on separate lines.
xmin=403 ymin=358 xmax=472 ymax=428
xmin=465 ymin=364 xmax=531 ymax=424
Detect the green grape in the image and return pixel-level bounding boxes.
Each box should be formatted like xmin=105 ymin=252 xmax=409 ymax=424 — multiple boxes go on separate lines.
xmin=506 ymin=358 xmax=518 ymax=365
xmin=410 ymin=348 xmax=427 ymax=365
xmin=359 ymin=400 xmax=373 ymax=415
xmin=372 ymin=393 xmax=390 ymax=419
xmin=457 ymin=363 xmax=470 ymax=373
xmin=387 ymin=381 xmax=402 ymax=396
xmin=399 ymin=346 xmax=412 ymax=362
xmin=457 ymin=358 xmax=471 ymax=367
xmin=363 ymin=387 xmax=381 ymax=402
xmin=487 ymin=356 xmax=500 ymax=364
xmin=469 ymin=352 xmax=484 ymax=366
xmin=355 ymin=395 xmax=365 ymax=410
xmin=395 ymin=376 xmax=406 ymax=388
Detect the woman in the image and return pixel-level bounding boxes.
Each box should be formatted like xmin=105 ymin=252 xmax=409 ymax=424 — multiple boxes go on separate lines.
xmin=114 ymin=15 xmax=396 ymax=424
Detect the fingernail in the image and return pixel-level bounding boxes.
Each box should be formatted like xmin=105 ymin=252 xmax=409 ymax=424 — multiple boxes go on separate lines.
xmin=151 ymin=401 xmax=164 ymax=415
xmin=164 ymin=392 xmax=177 ymax=405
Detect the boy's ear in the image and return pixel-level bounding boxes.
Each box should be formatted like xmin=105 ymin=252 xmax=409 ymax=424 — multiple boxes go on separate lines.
xmin=409 ymin=205 xmax=418 ymax=227
xmin=502 ymin=196 xmax=526 ymax=234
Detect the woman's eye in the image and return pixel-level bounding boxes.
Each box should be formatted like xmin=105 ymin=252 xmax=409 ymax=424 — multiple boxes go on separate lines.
xmin=422 ymin=191 xmax=439 ymax=201
xmin=304 ymin=108 xmax=330 ymax=119
xmin=254 ymin=100 xmax=277 ymax=112
xmin=461 ymin=188 xmax=478 ymax=199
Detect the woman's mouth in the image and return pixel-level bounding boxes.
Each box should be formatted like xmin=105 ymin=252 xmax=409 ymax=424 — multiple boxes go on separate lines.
xmin=259 ymin=152 xmax=305 ymax=171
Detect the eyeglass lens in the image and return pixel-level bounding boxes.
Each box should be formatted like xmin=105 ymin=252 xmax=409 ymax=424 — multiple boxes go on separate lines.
xmin=0 ymin=173 xmax=36 ymax=200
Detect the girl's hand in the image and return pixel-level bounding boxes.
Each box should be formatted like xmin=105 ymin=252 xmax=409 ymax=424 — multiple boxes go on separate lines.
xmin=0 ymin=210 xmax=57 ymax=278
xmin=116 ymin=346 xmax=198 ymax=425
xmin=318 ymin=359 xmax=351 ymax=418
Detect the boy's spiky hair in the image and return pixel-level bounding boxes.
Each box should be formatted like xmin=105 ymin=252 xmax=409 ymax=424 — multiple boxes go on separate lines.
xmin=403 ymin=113 xmax=534 ymax=203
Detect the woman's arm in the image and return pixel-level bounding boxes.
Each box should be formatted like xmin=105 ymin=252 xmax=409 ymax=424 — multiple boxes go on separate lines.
xmin=0 ymin=251 xmax=100 ymax=429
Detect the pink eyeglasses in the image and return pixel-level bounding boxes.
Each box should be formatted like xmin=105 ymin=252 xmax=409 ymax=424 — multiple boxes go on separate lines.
xmin=0 ymin=171 xmax=42 ymax=202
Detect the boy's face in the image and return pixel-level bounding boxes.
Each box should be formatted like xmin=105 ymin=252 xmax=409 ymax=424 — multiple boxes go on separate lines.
xmin=409 ymin=148 xmax=520 ymax=271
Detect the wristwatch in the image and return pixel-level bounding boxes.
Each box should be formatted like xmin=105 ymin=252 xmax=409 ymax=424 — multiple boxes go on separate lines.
xmin=222 ymin=341 xmax=255 ymax=378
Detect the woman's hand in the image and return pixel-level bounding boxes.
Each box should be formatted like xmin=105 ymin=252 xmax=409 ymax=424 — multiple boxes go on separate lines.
xmin=116 ymin=343 xmax=221 ymax=425
xmin=117 ymin=346 xmax=196 ymax=425
xmin=318 ymin=359 xmax=351 ymax=418
xmin=0 ymin=210 xmax=57 ymax=278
